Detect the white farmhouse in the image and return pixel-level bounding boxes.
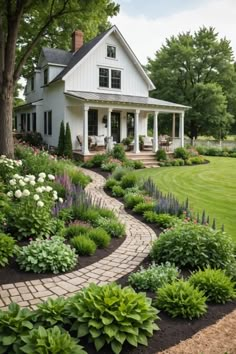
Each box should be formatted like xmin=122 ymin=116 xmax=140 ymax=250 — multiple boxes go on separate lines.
xmin=15 ymin=25 xmax=188 ymax=160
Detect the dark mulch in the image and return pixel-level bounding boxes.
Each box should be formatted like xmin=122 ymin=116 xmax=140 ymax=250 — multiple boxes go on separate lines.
xmin=81 ymin=167 xmax=236 ymax=353
xmin=0 ymin=236 xmax=125 ymax=285
xmin=81 ymin=297 xmax=236 ymax=354
xmin=81 ymin=253 xmax=236 ymax=354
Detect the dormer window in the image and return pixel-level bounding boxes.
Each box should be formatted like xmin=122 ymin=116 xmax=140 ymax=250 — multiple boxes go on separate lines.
xmin=107 ymin=45 xmax=116 ymax=59
xmin=44 ymin=68 xmax=48 ymax=85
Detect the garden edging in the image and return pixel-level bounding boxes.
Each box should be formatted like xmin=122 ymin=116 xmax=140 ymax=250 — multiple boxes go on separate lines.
xmin=0 ymin=168 xmax=156 ymax=310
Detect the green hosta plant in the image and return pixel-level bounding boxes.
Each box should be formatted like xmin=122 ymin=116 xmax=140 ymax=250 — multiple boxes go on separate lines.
xmin=34 ymin=297 xmax=69 ymax=328
xmin=68 ymin=283 xmax=159 ymax=354
xmin=128 ymin=262 xmax=179 ymax=292
xmin=16 ymin=237 xmax=77 ymax=274
xmin=20 ymin=326 xmax=86 ymax=354
xmin=0 ymin=303 xmax=34 ymax=353
xmin=0 ymin=233 xmax=17 ymax=267
xmin=189 ymin=268 xmax=236 ymax=304
xmin=155 ymin=279 xmax=207 ymax=319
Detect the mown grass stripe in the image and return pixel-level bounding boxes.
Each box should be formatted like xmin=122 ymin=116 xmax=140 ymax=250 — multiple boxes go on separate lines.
xmin=137 ymin=157 xmax=236 ymax=242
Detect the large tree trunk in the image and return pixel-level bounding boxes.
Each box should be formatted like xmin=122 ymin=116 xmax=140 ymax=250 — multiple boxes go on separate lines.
xmin=0 ymin=82 xmax=14 ymax=157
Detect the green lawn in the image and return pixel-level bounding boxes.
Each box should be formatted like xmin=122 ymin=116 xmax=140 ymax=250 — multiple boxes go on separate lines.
xmin=136 ymin=157 xmax=236 ymax=242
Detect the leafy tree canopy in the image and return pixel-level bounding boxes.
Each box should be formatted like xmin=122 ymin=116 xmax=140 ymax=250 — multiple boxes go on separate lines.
xmin=147 ymin=27 xmax=236 ymax=139
xmin=0 ymin=0 xmax=119 ymax=157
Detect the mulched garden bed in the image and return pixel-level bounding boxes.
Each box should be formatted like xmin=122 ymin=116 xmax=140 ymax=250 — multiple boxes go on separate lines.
xmin=0 ymin=236 xmax=125 ymax=285
xmin=82 ymin=166 xmax=236 ymax=354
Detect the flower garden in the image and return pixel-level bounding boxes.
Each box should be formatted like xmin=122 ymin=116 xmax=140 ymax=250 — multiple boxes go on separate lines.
xmin=0 ymin=143 xmax=236 ymax=354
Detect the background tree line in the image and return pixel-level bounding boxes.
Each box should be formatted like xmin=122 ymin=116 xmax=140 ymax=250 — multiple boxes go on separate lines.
xmin=147 ymin=27 xmax=236 ymax=141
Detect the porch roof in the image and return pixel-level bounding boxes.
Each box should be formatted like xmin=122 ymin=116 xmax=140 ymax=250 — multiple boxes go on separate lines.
xmin=65 ymin=90 xmax=190 ymax=111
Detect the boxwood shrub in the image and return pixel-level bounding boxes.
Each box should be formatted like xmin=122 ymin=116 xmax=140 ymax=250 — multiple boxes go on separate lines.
xmin=150 ymin=223 xmax=235 ymax=270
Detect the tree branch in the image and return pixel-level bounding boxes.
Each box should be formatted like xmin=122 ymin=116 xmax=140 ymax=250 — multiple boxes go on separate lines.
xmin=14 ymin=0 xmax=70 ymax=81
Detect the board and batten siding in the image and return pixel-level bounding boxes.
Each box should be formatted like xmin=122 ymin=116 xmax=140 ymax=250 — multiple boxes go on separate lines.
xmin=65 ymin=33 xmax=149 ymax=97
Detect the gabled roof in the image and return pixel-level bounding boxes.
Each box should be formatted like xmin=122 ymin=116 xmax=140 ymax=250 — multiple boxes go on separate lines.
xmin=51 ymin=28 xmax=111 ymax=82
xmin=65 ymin=91 xmax=190 ymax=110
xmin=41 ymin=47 xmax=73 ymax=66
xmin=49 ymin=25 xmax=155 ymax=90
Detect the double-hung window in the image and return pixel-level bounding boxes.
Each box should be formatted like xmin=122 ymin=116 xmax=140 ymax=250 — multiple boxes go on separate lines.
xmin=111 ymin=70 xmax=121 ymax=89
xmin=99 ymin=68 xmax=121 ymax=89
xmin=44 ymin=111 xmax=52 ymax=135
xmin=99 ymin=68 xmax=109 ymax=88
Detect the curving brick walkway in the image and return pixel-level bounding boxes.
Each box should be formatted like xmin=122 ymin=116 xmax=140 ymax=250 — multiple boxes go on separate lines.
xmin=0 ymin=169 xmax=156 ymax=310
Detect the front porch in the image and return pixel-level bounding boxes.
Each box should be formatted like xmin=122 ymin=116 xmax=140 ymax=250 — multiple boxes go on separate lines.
xmin=66 ymin=91 xmax=188 ymax=160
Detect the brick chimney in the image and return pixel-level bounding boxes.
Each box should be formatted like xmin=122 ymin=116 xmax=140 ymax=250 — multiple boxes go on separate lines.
xmin=71 ymin=30 xmax=84 ymax=52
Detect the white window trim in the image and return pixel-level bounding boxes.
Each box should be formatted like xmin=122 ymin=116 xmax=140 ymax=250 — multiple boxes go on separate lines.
xmin=97 ymin=66 xmax=122 ymax=91
xmin=106 ymin=44 xmax=117 ymax=60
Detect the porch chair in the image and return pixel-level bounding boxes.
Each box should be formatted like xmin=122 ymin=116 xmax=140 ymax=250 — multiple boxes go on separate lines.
xmin=142 ymin=136 xmax=153 ymax=150
xmin=159 ymin=135 xmax=172 ymax=152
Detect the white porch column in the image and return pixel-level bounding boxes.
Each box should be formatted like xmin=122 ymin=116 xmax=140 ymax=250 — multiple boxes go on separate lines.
xmin=134 ymin=109 xmax=140 ymax=153
xmin=179 ymin=112 xmax=185 ymax=147
xmin=172 ymin=113 xmax=176 ymax=140
xmin=107 ymin=107 xmax=112 ymax=151
xmin=153 ymin=111 xmax=159 ymax=152
xmin=82 ymin=105 xmax=89 ymax=155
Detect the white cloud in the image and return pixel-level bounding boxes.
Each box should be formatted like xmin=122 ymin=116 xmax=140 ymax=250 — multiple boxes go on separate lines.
xmin=112 ymin=0 xmax=236 ymax=64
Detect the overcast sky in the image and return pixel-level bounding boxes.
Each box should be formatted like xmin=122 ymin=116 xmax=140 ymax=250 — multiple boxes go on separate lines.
xmin=112 ymin=0 xmax=236 ymax=64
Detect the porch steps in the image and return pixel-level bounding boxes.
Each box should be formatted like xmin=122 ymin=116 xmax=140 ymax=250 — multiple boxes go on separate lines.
xmin=126 ymin=152 xmax=159 ymax=168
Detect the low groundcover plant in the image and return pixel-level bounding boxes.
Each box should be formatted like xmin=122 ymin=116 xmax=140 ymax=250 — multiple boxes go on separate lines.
xmin=16 ymin=236 xmax=77 ymax=274
xmin=128 ymin=262 xmax=179 ymax=292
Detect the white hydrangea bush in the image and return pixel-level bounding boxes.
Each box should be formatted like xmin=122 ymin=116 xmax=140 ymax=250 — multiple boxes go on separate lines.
xmin=6 ymin=172 xmax=63 ymax=240
xmin=0 ymin=155 xmax=22 ymax=181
